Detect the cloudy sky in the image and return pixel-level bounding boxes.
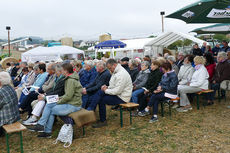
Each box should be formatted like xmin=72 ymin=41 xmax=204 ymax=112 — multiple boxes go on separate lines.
xmin=0 ymin=0 xmax=212 ymax=40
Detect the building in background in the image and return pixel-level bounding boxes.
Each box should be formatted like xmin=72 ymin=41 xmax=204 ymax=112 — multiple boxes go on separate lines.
xmin=61 ymin=37 xmax=73 ymax=47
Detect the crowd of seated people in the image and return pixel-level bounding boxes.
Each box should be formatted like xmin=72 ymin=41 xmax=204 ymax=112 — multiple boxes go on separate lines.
xmin=1 ymin=48 xmax=230 ymax=138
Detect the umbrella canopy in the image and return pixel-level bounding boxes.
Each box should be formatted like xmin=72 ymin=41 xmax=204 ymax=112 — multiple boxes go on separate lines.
xmin=191 ymin=23 xmax=230 ymax=34
xmin=95 ymin=40 xmax=126 ymax=49
xmin=166 ymin=0 xmax=230 ymax=23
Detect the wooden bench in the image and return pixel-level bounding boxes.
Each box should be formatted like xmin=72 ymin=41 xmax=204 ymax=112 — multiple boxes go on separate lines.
xmin=160 ymin=97 xmax=180 ymax=117
xmin=119 ymin=103 xmax=139 ymax=128
xmin=3 ymin=122 xmax=27 ymax=153
xmin=196 ymin=89 xmax=214 ymax=110
xmin=68 ymin=109 xmax=97 ymax=136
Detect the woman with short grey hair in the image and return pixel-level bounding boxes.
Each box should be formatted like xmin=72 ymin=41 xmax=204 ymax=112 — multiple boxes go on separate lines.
xmin=0 ymin=72 xmax=20 ymax=136
xmin=167 ymin=55 xmax=179 ymax=75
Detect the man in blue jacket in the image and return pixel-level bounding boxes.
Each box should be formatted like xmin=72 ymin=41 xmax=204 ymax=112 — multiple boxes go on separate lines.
xmin=82 ymin=61 xmax=111 ymax=110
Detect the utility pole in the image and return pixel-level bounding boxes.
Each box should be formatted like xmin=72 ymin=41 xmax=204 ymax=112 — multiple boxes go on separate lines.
xmin=160 ymin=11 xmax=165 ymax=33
xmin=6 ymin=26 xmax=11 ymax=57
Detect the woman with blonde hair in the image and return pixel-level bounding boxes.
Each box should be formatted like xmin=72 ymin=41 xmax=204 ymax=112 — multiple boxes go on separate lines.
xmin=177 ymin=56 xmax=209 ymax=112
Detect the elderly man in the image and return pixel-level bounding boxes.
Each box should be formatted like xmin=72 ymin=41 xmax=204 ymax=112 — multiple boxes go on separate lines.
xmin=0 ymin=72 xmax=20 ymax=137
xmin=120 ymin=57 xmax=130 ymax=74
xmin=211 ymin=52 xmax=230 ymax=101
xmin=92 ymin=59 xmax=133 ymax=128
xmin=175 ymin=52 xmax=185 ymax=69
xmin=82 ymin=61 xmax=111 ymax=110
xmin=80 ymin=60 xmax=98 ymax=108
xmin=220 ymin=40 xmax=230 ymax=52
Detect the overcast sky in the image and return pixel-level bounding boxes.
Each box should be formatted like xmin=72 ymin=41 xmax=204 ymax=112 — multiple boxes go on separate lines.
xmin=0 ymin=0 xmax=212 ymax=40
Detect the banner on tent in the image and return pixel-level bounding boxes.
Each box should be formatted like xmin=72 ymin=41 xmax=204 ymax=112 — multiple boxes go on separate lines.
xmin=207 ymin=8 xmax=230 ymax=18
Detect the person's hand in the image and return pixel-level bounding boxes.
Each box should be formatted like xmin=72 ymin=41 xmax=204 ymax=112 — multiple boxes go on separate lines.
xmin=82 ymin=88 xmax=87 ymax=95
xmin=15 ymin=87 xmax=18 ymax=89
xmin=101 ymin=85 xmax=108 ymax=91
xmin=38 ymin=94 xmax=44 ymax=101
xmin=154 ymin=90 xmax=159 ymax=94
xmin=144 ymin=90 xmax=149 ymax=94
xmin=133 ymin=84 xmax=136 ymax=90
xmin=157 ymin=86 xmax=162 ymax=91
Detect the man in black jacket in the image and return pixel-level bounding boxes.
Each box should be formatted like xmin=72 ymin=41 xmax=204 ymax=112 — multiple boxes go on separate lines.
xmin=82 ymin=61 xmax=111 ymax=110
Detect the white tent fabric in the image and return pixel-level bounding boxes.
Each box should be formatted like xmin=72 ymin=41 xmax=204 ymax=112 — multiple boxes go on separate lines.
xmin=21 ymin=46 xmax=84 ymax=62
xmin=144 ymin=31 xmax=208 ymax=57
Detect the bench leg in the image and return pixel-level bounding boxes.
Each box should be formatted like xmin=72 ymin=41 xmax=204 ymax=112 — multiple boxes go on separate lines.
xmin=218 ymin=89 xmax=221 ymax=102
xmin=120 ymin=106 xmax=123 ymax=128
xmin=82 ymin=126 xmax=85 ymax=136
xmin=19 ymin=132 xmax=24 ymax=153
xmin=197 ymin=95 xmax=200 ymax=110
xmin=161 ymin=102 xmax=164 ymax=117
xmin=6 ymin=133 xmax=10 ymax=153
xmin=169 ymin=102 xmax=172 ymax=117
xmin=129 ymin=109 xmax=132 ymax=125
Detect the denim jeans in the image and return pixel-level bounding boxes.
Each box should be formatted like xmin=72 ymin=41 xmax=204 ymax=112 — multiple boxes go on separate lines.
xmin=148 ymin=92 xmax=168 ymax=115
xmin=38 ymin=103 xmax=81 ymax=133
xmin=82 ymin=95 xmax=89 ymax=108
xmin=131 ymin=88 xmax=144 ymax=103
xmin=207 ymin=83 xmax=220 ymax=101
xmin=92 ymin=90 xmax=124 ymax=122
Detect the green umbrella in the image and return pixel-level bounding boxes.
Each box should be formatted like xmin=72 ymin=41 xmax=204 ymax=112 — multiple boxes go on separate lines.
xmin=166 ymin=0 xmax=230 ymax=23
xmin=191 ymin=23 xmax=230 ymax=34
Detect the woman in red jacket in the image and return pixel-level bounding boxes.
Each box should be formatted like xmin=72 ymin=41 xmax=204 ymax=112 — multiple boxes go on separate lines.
xmin=204 ymin=53 xmax=216 ymax=105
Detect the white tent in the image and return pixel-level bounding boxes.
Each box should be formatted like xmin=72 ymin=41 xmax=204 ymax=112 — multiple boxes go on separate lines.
xmin=21 ymin=45 xmax=84 ymax=62
xmin=144 ymin=31 xmax=208 ymax=57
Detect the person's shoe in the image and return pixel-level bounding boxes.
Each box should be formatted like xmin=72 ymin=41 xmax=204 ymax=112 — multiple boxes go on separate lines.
xmin=28 ymin=124 xmax=44 ymax=132
xmin=176 ymin=107 xmax=189 ymax=112
xmin=172 ymin=104 xmax=179 ymax=109
xmin=111 ymin=105 xmax=119 ymax=110
xmin=92 ymin=121 xmax=107 ymax=128
xmin=138 ymin=110 xmax=150 ymax=117
xmin=22 ymin=117 xmax=38 ymax=126
xmin=37 ymin=132 xmax=52 ymax=138
xmin=149 ymin=116 xmax=158 ymax=123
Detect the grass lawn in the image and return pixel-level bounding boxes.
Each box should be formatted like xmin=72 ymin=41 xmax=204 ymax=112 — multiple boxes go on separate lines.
xmin=1 ymin=97 xmax=230 ymax=153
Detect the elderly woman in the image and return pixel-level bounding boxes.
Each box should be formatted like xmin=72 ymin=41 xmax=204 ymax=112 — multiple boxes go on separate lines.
xmin=177 ymin=56 xmax=209 ymax=112
xmin=0 ymin=72 xmax=20 ymax=136
xmin=129 ymin=59 xmax=139 ymax=82
xmin=167 ymin=55 xmax=179 ymax=75
xmin=138 ymin=62 xmax=178 ymax=123
xmin=28 ymin=63 xmax=82 ymax=138
xmin=22 ymin=64 xmax=65 ymax=126
xmin=210 ymin=52 xmax=230 ymax=101
xmin=131 ymin=61 xmax=150 ymax=103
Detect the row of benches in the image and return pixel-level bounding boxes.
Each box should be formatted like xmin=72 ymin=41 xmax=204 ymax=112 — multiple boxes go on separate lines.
xmin=1 ymin=89 xmax=218 ymax=153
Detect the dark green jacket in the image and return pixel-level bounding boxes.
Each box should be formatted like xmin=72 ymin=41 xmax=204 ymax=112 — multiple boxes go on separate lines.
xmin=58 ymin=72 xmax=82 ymax=107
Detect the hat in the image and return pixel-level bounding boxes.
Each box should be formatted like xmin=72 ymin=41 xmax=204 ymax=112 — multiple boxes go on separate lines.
xmin=15 ymin=63 xmax=19 ymax=66
xmin=121 ymin=57 xmax=129 ymax=62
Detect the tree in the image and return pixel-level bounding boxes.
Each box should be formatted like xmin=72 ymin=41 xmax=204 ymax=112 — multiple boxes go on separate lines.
xmin=167 ymin=39 xmax=193 ymax=50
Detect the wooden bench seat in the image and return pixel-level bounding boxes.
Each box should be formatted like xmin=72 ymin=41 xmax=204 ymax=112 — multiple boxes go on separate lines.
xmin=160 ymin=97 xmax=180 ymax=117
xmin=119 ymin=102 xmax=139 ymax=127
xmin=196 ymin=89 xmax=214 ymax=110
xmin=3 ymin=122 xmax=27 ymax=153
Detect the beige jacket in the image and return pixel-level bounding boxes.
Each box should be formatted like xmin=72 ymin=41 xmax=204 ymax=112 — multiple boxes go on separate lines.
xmin=105 ymin=64 xmax=133 ymax=102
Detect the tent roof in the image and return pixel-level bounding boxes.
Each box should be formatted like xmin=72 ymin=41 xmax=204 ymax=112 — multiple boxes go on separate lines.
xmin=145 ymin=31 xmax=207 ymax=47
xmin=22 ymin=45 xmax=84 ymax=56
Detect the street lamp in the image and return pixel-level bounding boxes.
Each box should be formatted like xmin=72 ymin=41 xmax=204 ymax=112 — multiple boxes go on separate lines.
xmin=6 ymin=26 xmax=11 ymax=57
xmin=160 ymin=11 xmax=165 ymax=33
